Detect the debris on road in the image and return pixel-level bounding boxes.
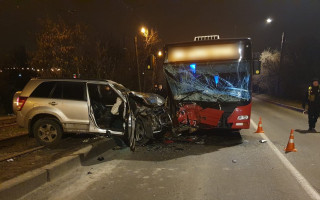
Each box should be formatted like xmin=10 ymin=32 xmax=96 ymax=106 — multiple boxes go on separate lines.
xmin=164 ymin=140 xmax=174 ymax=144
xmin=232 ymin=159 xmax=237 ymax=163
xmin=87 ymin=171 xmax=92 ymax=175
xmin=82 ymin=139 xmax=90 ymax=143
xmin=6 ymin=158 xmax=14 ymax=162
xmin=97 ymin=156 xmax=104 ymax=161
xmin=259 ymin=140 xmax=267 ymax=143
xmin=195 ymin=139 xmax=205 ymax=145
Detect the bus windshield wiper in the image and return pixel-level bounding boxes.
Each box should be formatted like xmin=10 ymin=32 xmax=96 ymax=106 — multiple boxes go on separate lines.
xmin=179 ymin=90 xmax=204 ymax=102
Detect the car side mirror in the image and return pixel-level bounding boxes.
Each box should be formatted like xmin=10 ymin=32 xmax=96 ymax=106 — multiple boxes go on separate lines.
xmin=253 ymin=60 xmax=261 ymax=75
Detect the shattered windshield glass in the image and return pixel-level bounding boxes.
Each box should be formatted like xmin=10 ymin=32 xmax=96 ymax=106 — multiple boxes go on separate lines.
xmin=130 ymin=92 xmax=165 ymax=107
xmin=164 ymin=61 xmax=251 ymax=102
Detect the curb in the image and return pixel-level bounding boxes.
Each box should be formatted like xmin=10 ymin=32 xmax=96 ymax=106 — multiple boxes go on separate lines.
xmin=0 ymin=137 xmax=116 ymax=200
xmin=253 ymin=96 xmax=305 ymax=113
xmin=0 ymin=116 xmax=16 ymax=126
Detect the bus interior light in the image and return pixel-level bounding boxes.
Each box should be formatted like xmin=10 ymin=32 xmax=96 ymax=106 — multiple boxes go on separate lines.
xmin=214 ymin=75 xmax=219 ymax=85
xmin=190 ymin=63 xmax=196 ymax=73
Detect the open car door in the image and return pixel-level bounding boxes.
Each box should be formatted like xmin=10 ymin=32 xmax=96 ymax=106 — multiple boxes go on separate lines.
xmin=127 ymin=111 xmax=136 ymax=151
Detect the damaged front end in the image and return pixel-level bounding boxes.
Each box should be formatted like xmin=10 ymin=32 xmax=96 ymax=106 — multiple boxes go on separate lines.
xmin=129 ymin=92 xmax=172 ymax=144
xmin=165 ymin=61 xmax=252 ymax=134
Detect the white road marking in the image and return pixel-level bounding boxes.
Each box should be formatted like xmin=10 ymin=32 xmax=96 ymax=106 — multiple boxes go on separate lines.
xmin=251 ymin=119 xmax=320 ymax=200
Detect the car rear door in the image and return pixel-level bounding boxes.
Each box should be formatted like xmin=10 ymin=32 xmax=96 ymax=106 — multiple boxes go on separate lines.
xmin=50 ymin=81 xmax=89 ymax=132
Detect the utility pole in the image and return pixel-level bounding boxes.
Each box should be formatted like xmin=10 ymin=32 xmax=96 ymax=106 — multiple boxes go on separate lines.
xmin=277 ymin=32 xmax=286 ymax=95
xmin=134 ymin=36 xmax=142 ymax=92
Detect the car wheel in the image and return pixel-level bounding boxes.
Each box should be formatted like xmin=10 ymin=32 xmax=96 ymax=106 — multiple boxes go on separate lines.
xmin=124 ymin=112 xmax=136 ymax=151
xmin=135 ymin=118 xmax=150 ymax=146
xmin=129 ymin=126 xmax=136 ymax=151
xmin=33 ymin=119 xmax=63 ymax=146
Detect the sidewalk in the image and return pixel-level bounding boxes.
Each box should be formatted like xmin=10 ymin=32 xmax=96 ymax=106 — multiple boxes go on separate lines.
xmin=253 ymin=93 xmax=304 ymax=113
xmin=0 ymin=137 xmax=116 ymax=200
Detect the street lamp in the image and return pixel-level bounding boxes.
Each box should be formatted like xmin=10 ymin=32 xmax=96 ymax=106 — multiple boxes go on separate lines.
xmin=141 ymin=27 xmax=148 ymax=37
xmin=266 ymin=18 xmax=272 ymax=24
xmin=135 ymin=26 xmax=149 ymax=92
xmin=158 ymin=51 xmax=162 ymax=57
xmin=265 ymin=17 xmax=286 ymax=95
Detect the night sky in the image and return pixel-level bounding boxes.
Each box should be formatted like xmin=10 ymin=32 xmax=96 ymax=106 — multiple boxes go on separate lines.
xmin=0 ymin=0 xmax=320 ymax=58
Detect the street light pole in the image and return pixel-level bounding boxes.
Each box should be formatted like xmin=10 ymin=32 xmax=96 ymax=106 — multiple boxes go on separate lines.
xmin=265 ymin=17 xmax=283 ymax=95
xmin=152 ymin=50 xmax=162 ymax=87
xmin=277 ymin=32 xmax=286 ymax=95
xmin=134 ymin=36 xmax=142 ymax=92
xmin=141 ymin=27 xmax=149 ymax=92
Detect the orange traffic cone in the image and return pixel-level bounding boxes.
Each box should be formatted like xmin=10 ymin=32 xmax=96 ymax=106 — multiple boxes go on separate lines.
xmin=284 ymin=129 xmax=297 ymax=152
xmin=255 ymin=117 xmax=264 ymax=133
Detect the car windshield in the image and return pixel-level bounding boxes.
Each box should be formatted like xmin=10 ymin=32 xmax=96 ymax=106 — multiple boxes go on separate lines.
xmin=164 ymin=61 xmax=251 ymax=103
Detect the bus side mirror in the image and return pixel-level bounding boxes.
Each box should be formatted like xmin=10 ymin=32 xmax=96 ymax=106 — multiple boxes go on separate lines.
xmin=253 ymin=60 xmax=261 ymax=75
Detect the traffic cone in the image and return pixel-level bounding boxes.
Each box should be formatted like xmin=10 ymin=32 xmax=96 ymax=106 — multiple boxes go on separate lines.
xmin=284 ymin=129 xmax=297 ymax=152
xmin=255 ymin=117 xmax=264 ymax=133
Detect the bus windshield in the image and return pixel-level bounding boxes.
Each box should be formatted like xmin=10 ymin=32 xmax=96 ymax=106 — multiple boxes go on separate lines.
xmin=164 ymin=61 xmax=251 ymax=103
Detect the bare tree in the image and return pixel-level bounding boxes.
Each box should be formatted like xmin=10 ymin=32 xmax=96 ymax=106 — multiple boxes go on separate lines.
xmin=253 ymin=49 xmax=280 ymax=95
xmin=137 ymin=28 xmax=163 ymax=92
xmin=30 ymin=18 xmax=86 ymax=78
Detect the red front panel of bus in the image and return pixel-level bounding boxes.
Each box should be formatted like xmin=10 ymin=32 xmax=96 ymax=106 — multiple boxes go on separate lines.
xmin=227 ymin=103 xmax=252 ymax=129
xmin=177 ymin=103 xmax=251 ymax=129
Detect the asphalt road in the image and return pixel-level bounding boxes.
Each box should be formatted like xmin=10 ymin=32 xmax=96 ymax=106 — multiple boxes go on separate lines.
xmin=20 ymin=98 xmax=320 ymax=200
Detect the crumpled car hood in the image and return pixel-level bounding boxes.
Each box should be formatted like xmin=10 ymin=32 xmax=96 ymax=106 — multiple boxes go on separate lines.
xmin=130 ymin=91 xmax=165 ymax=107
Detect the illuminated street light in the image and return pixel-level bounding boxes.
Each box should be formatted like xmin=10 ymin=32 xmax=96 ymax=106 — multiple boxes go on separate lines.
xmin=266 ymin=18 xmax=272 ymax=24
xmin=140 ymin=27 xmax=148 ymax=37
xmin=141 ymin=27 xmax=146 ymax=34
xmin=158 ymin=51 xmax=162 ymax=57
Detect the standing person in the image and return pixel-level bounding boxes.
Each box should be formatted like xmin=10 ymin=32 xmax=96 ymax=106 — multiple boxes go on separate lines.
xmin=302 ymin=78 xmax=320 ymax=132
xmin=157 ymin=84 xmax=167 ymax=99
xmin=153 ymin=84 xmax=158 ymax=93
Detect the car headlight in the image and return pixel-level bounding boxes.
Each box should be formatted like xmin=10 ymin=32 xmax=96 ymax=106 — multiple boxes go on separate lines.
xmin=237 ymin=115 xmax=249 ymax=120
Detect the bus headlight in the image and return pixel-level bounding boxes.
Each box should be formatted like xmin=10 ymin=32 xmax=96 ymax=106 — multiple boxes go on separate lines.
xmin=237 ymin=115 xmax=249 ymax=120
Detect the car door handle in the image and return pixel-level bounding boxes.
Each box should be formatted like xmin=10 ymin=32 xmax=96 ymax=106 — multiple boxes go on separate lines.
xmin=49 ymin=102 xmax=58 ymax=106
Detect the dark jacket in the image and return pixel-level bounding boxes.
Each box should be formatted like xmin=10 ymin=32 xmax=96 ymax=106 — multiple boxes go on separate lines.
xmin=302 ymin=85 xmax=320 ymax=111
xmin=157 ymin=89 xmax=167 ymax=98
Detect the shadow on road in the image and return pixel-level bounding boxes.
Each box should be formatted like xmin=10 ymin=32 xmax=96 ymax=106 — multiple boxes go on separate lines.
xmin=84 ymin=130 xmax=244 ymax=164
xmin=295 ymin=129 xmax=320 ymax=134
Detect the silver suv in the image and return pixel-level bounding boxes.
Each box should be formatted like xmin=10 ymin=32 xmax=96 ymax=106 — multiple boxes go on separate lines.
xmin=13 ymin=78 xmax=171 ymax=150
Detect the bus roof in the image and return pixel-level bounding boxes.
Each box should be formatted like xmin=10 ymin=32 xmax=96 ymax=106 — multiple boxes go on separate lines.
xmin=164 ymin=38 xmax=252 ymax=63
xmin=165 ymin=38 xmax=251 ymax=48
